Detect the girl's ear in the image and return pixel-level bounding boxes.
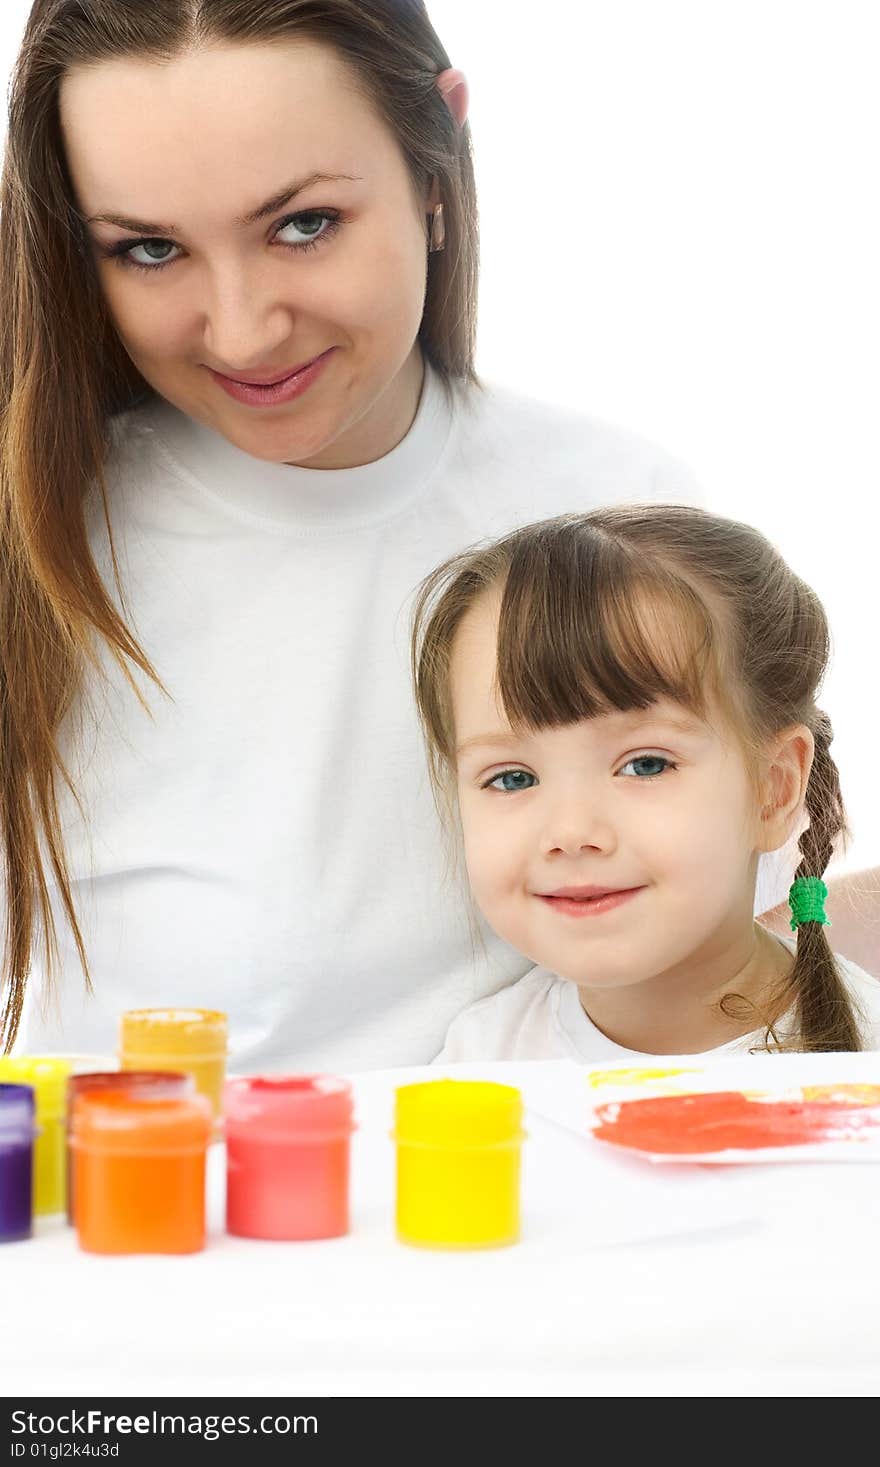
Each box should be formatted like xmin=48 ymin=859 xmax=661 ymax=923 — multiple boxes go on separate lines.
xmin=436 ymin=68 xmax=469 ymax=128
xmin=755 ymin=724 xmax=815 ymax=854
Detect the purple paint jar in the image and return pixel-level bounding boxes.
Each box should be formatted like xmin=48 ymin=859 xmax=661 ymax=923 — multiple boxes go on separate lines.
xmin=0 ymin=1083 xmax=37 ymax=1242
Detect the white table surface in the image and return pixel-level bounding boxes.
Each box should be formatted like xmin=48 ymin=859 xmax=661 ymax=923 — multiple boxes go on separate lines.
xmin=4 ymin=1057 xmax=880 ymax=1398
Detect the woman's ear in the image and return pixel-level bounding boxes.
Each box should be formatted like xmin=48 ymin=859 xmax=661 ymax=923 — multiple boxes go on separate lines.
xmin=436 ymin=68 xmax=469 ymax=128
xmin=755 ymin=724 xmax=815 ymax=854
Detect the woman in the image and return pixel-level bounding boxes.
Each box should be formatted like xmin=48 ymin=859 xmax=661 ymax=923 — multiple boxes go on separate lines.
xmin=1 ymin=0 xmax=871 ymax=1069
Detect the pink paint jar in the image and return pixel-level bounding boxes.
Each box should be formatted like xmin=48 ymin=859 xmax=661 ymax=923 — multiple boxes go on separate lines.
xmin=225 ymin=1075 xmax=355 ymax=1241
xmin=65 ymin=1070 xmax=194 ymax=1224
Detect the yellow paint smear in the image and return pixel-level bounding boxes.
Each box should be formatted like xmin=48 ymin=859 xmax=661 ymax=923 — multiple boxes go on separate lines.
xmin=586 ymin=1064 xmax=700 ymax=1092
xmin=801 ymin=1083 xmax=880 ymax=1105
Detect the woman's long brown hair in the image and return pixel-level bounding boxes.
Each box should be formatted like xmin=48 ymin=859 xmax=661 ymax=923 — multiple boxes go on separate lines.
xmin=0 ymin=0 xmax=479 ymax=1050
xmin=411 ymin=505 xmax=860 ymax=1052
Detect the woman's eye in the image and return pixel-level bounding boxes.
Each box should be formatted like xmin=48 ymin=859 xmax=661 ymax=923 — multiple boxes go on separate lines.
xmin=275 ymin=211 xmax=334 ymax=245
xmin=619 ymin=755 xmax=674 ymax=779
xmin=108 ymin=209 xmax=341 ymax=273
xmin=125 ymin=239 xmax=181 ymax=268
xmin=484 ymin=770 xmax=537 ymax=793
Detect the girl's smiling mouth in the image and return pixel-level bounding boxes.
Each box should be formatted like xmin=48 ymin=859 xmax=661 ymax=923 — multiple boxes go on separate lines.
xmin=536 ymin=886 xmax=646 ymax=917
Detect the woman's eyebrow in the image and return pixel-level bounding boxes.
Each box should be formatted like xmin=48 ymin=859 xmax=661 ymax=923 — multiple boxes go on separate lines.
xmin=84 ymin=171 xmax=362 ymax=234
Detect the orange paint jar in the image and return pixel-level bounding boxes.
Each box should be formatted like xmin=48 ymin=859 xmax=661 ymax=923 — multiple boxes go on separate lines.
xmin=119 ymin=1008 xmax=228 ymax=1119
xmin=70 ymin=1090 xmax=213 ymax=1255
xmin=65 ymin=1070 xmax=194 ymax=1225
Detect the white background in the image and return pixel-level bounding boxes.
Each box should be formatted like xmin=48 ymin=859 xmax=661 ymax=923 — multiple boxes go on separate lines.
xmin=1 ymin=1 xmax=877 ymax=880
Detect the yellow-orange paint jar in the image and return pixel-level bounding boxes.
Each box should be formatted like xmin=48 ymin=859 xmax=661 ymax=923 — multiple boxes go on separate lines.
xmin=119 ymin=1008 xmax=227 ymax=1118
xmin=394 ymin=1079 xmax=524 ymax=1249
xmin=71 ymin=1090 xmax=213 ymax=1255
xmin=0 ymin=1055 xmax=72 ymax=1215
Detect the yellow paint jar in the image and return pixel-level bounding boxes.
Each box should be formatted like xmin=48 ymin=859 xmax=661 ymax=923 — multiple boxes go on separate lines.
xmin=394 ymin=1079 xmax=524 ymax=1249
xmin=119 ymin=1009 xmax=228 ymax=1119
xmin=0 ymin=1055 xmax=72 ymax=1215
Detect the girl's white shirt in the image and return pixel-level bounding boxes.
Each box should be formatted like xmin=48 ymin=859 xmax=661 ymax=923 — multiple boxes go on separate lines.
xmin=435 ymin=937 xmax=880 ymax=1061
xmin=18 ymin=365 xmax=792 ymax=1071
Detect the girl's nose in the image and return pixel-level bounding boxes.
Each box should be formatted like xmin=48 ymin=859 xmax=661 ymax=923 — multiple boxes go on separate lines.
xmin=541 ymin=797 xmax=617 ymax=858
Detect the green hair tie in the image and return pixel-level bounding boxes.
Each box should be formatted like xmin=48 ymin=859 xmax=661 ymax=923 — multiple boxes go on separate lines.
xmin=788 ymin=876 xmax=830 ymax=930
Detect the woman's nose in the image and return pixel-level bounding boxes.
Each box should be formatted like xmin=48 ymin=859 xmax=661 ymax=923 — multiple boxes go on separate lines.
xmin=201 ymin=272 xmax=292 ymax=370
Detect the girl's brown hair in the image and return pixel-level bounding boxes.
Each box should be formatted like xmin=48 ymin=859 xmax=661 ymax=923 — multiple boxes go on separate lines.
xmin=0 ymin=0 xmax=478 ymax=1051
xmin=411 ymin=504 xmax=859 ymax=1053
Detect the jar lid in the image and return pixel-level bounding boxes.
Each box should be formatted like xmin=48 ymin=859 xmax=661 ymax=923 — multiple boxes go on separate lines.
xmin=0 ymin=1055 xmax=72 ymax=1119
xmin=224 ymin=1074 xmax=354 ymax=1138
xmin=67 ymin=1069 xmax=194 ymax=1117
xmin=395 ymin=1079 xmax=523 ymax=1146
xmin=71 ymin=1090 xmax=213 ymax=1153
xmin=0 ymin=1082 xmax=37 ymax=1142
xmin=119 ymin=1008 xmax=228 ymax=1058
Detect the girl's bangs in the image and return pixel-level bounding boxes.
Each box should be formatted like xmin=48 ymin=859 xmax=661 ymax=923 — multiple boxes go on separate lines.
xmin=493 ymin=538 xmax=720 ymax=731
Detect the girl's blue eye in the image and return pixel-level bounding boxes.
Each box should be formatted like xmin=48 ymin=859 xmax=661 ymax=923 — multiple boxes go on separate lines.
xmin=483 ymin=770 xmax=537 ymax=793
xmin=104 ymin=209 xmax=341 ymax=274
xmin=619 ymin=755 xmax=674 ymax=778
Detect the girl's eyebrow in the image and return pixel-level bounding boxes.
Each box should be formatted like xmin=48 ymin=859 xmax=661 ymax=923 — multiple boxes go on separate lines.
xmin=84 ymin=171 xmax=362 ymax=234
xmin=613 ymin=710 xmax=706 ymax=737
xmin=456 ymin=711 xmax=706 ymax=758
xmin=455 ymin=731 xmax=521 ymax=757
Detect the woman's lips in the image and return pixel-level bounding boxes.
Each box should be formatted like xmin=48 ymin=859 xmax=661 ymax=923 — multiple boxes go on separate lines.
xmin=537 ymin=888 xmax=644 ymax=918
xmin=208 ymin=348 xmax=335 ymax=407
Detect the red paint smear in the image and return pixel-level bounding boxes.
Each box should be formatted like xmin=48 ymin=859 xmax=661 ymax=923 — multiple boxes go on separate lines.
xmin=593 ymin=1090 xmax=880 ymax=1154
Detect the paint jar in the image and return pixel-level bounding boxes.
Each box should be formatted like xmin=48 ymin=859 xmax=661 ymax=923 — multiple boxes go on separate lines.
xmin=119 ymin=1008 xmax=228 ymax=1119
xmin=65 ymin=1070 xmax=194 ymax=1225
xmin=225 ymin=1075 xmax=355 ymax=1240
xmin=0 ymin=1084 xmax=37 ymax=1243
xmin=394 ymin=1079 xmax=525 ymax=1250
xmin=0 ymin=1055 xmax=72 ymax=1215
xmin=70 ymin=1090 xmax=213 ymax=1255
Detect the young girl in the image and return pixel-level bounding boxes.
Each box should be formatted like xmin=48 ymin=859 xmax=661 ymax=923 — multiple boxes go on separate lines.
xmin=411 ymin=504 xmax=880 ymax=1060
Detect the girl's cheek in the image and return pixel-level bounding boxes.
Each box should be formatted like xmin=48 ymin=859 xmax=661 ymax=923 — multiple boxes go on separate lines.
xmin=463 ymin=820 xmax=512 ymax=880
